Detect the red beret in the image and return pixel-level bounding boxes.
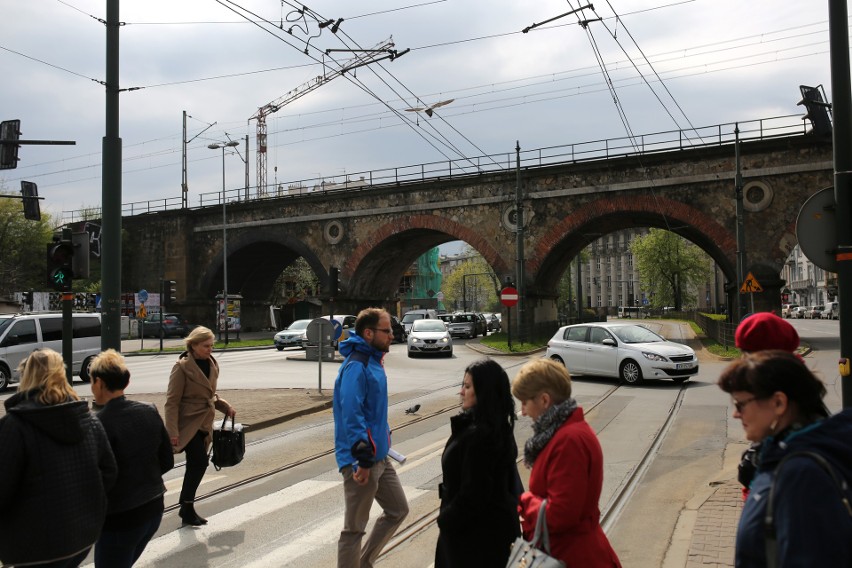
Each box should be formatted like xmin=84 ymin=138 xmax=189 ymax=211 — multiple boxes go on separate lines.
xmin=735 ymin=312 xmax=799 ymax=353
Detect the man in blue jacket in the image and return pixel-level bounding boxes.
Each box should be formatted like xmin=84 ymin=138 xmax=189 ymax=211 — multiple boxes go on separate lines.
xmin=333 ymin=307 xmax=409 ymax=567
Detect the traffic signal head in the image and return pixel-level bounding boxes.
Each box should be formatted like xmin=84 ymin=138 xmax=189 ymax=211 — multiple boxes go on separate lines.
xmin=20 ymin=181 xmax=40 ymax=221
xmin=166 ymin=280 xmax=177 ymax=304
xmin=0 ymin=119 xmax=21 ymax=170
xmin=328 ymin=267 xmax=339 ymax=298
xmin=46 ymin=240 xmax=74 ymax=291
xmin=798 ymin=85 xmax=832 ymax=137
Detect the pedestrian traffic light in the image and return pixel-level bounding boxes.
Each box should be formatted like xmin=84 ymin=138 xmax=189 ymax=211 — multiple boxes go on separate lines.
xmin=22 ymin=291 xmax=33 ymax=310
xmin=20 ymin=181 xmax=40 ymax=221
xmin=165 ymin=280 xmax=177 ymax=305
xmin=46 ymin=240 xmax=74 ymax=291
xmin=329 ymin=266 xmax=339 ymax=298
xmin=0 ymin=119 xmax=21 ymax=170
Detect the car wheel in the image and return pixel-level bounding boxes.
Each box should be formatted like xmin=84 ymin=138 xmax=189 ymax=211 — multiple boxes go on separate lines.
xmin=620 ymin=360 xmax=643 ymax=385
xmin=445 ymin=350 xmax=453 ymax=358
xmin=0 ymin=364 xmax=9 ymax=391
xmin=276 ymin=346 xmax=284 ymax=351
xmin=407 ymin=351 xmax=415 ymax=358
xmin=671 ymin=377 xmax=689 ymax=385
xmin=79 ymin=356 xmax=94 ymax=384
xmin=550 ymin=355 xmax=565 ymax=367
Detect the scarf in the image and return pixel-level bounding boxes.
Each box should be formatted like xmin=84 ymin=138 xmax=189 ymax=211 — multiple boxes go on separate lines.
xmin=523 ymin=398 xmax=578 ymax=467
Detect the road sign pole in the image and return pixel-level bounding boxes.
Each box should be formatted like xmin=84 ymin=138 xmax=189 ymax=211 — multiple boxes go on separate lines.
xmin=62 ymin=291 xmax=73 ymax=384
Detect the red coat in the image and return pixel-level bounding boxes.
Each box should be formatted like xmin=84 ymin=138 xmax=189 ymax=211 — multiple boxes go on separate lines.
xmin=519 ymin=408 xmax=621 ymax=567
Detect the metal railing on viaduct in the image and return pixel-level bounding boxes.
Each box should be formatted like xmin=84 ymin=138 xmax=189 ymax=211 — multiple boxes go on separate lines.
xmin=61 ymin=114 xmax=810 ymax=224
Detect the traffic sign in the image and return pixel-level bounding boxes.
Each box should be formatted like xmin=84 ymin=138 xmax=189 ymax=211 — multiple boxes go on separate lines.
xmin=138 ymin=289 xmax=149 ymax=303
xmin=331 ymin=319 xmax=343 ymax=341
xmin=501 ymin=286 xmax=519 ymax=307
xmin=740 ymin=272 xmax=763 ymax=293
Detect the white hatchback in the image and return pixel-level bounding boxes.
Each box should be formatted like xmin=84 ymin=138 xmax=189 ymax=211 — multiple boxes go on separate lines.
xmin=407 ymin=319 xmax=453 ymax=358
xmin=545 ymin=322 xmax=698 ymax=385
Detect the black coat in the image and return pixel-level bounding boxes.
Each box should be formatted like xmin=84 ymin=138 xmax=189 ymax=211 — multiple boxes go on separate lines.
xmin=435 ymin=412 xmax=521 ymax=568
xmin=96 ymin=397 xmax=174 ymax=521
xmin=0 ymin=390 xmax=117 ymax=566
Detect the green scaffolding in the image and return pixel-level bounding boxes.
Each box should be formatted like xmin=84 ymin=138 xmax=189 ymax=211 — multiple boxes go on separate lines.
xmin=413 ymin=247 xmax=445 ymax=311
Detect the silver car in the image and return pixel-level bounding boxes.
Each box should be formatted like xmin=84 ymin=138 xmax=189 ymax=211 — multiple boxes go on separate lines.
xmin=545 ymin=322 xmax=698 ymax=385
xmin=273 ymin=319 xmax=311 ymax=350
xmin=407 ymin=319 xmax=453 ymax=358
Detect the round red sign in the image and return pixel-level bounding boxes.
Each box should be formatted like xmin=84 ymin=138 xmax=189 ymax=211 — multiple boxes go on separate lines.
xmin=501 ymin=286 xmax=519 ymax=307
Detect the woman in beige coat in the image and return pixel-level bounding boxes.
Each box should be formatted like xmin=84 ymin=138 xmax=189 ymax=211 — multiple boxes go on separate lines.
xmin=165 ymin=326 xmax=235 ymax=526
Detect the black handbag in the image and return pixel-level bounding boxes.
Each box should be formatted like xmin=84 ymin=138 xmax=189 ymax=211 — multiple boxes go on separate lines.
xmin=211 ymin=416 xmax=245 ymax=471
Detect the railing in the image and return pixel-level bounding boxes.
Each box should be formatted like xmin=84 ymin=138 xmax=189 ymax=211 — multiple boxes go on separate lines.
xmin=695 ymin=312 xmax=737 ymax=350
xmin=62 ymin=114 xmax=811 ymax=223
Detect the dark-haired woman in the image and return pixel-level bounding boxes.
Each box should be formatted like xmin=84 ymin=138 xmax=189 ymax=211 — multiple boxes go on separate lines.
xmin=435 ymin=358 xmax=521 ymax=567
xmin=718 ymin=350 xmax=852 ymax=567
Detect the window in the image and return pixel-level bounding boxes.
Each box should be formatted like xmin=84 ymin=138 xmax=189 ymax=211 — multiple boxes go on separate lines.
xmin=73 ymin=316 xmax=101 ymax=338
xmin=589 ymin=327 xmax=612 ymax=344
xmin=565 ymin=326 xmax=588 ymax=342
xmin=1 ymin=319 xmax=37 ymax=347
xmin=39 ymin=317 xmax=63 ymax=341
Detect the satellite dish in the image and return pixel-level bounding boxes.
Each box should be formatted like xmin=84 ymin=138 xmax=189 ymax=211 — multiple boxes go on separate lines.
xmin=796 ymin=186 xmax=837 ymax=272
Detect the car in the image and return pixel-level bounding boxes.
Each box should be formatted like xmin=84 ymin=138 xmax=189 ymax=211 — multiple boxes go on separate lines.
xmin=475 ymin=313 xmax=489 ymax=336
xmin=781 ymin=304 xmax=799 ymax=318
xmin=407 ymin=319 xmax=453 ymax=357
xmin=545 ymin=322 xmax=698 ymax=385
xmin=791 ymin=306 xmax=809 ymax=319
xmin=821 ymin=301 xmax=839 ymax=320
xmin=804 ymin=305 xmax=824 ymax=319
xmin=446 ymin=312 xmax=480 ymax=338
xmin=401 ymin=309 xmax=439 ymax=335
xmin=485 ymin=313 xmax=501 ymax=332
xmin=141 ymin=312 xmax=190 ymax=338
xmin=273 ymin=319 xmax=312 ymax=350
xmin=390 ymin=315 xmax=407 ymax=343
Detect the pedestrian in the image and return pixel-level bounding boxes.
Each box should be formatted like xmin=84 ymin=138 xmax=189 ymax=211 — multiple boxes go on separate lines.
xmin=434 ymin=358 xmax=521 ymax=567
xmin=512 ymin=358 xmax=621 ymax=567
xmin=0 ymin=348 xmax=117 ymax=567
xmin=333 ymin=307 xmax=409 ymax=568
xmin=165 ymin=325 xmax=236 ymax=526
xmin=718 ymin=350 xmax=852 ymax=567
xmin=90 ymin=349 xmax=174 ymax=567
xmin=734 ymin=311 xmax=801 ymax=499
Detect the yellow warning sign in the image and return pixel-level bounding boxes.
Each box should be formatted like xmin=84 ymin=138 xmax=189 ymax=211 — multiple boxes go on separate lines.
xmin=740 ymin=272 xmax=763 ymax=293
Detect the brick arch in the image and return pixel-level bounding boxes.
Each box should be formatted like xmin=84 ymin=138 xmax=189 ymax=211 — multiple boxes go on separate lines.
xmin=345 ymin=214 xmax=512 ymax=277
xmin=529 ymin=194 xmax=737 ymax=282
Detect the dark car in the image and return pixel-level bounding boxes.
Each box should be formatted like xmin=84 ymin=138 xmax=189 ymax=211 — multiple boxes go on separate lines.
xmin=475 ymin=313 xmax=488 ymax=336
xmin=391 ymin=315 xmax=407 ymax=343
xmin=486 ymin=313 xmax=501 ymax=332
xmin=141 ymin=312 xmax=190 ymax=338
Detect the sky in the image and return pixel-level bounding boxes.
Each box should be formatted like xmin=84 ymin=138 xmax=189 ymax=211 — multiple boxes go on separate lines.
xmin=0 ymin=0 xmax=836 ymax=221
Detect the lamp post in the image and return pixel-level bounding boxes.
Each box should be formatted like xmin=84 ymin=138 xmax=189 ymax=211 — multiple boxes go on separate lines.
xmin=208 ymin=140 xmax=239 ymax=346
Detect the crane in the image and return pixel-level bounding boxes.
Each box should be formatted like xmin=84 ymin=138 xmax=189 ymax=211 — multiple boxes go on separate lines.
xmin=249 ymin=38 xmax=406 ymax=197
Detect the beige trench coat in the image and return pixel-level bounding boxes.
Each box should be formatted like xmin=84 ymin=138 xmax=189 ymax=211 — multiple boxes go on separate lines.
xmin=164 ymin=352 xmax=231 ymax=453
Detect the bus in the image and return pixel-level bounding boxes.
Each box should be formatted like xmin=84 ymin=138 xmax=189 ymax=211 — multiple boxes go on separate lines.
xmin=617 ymin=306 xmax=646 ymax=319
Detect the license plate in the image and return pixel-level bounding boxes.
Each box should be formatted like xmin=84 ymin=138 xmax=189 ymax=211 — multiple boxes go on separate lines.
xmin=676 ymin=362 xmax=695 ymax=369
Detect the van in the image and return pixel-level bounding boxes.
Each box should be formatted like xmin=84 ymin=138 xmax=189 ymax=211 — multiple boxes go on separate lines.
xmin=401 ymin=309 xmax=438 ymax=334
xmin=0 ymin=312 xmax=102 ymax=391
xmin=821 ymin=301 xmax=839 ymax=320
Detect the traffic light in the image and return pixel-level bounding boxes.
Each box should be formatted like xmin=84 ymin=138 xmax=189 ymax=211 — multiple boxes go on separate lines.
xmin=20 ymin=181 xmax=40 ymax=221
xmin=165 ymin=280 xmax=177 ymax=305
xmin=22 ymin=291 xmax=33 ymax=310
xmin=71 ymin=231 xmax=90 ymax=279
xmin=46 ymin=239 xmax=74 ymax=291
xmin=0 ymin=119 xmax=21 ymax=170
xmin=329 ymin=267 xmax=339 ymax=298
xmin=798 ymin=85 xmax=832 ymax=137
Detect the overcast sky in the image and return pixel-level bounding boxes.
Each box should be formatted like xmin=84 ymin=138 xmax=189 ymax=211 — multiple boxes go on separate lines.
xmin=0 ymin=0 xmax=835 ymax=220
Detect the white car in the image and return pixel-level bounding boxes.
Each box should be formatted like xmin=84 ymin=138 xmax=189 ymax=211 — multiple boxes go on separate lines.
xmin=407 ymin=319 xmax=453 ymax=358
xmin=545 ymin=322 xmax=698 ymax=385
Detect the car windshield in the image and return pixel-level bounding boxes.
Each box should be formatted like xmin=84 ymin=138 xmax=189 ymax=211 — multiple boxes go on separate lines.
xmin=610 ymin=325 xmax=664 ymax=344
xmin=413 ymin=320 xmax=446 ymax=332
xmin=287 ymin=320 xmax=311 ymax=330
xmin=0 ymin=316 xmax=12 ymax=335
xmin=452 ymin=314 xmax=475 ymax=323
xmin=402 ymin=313 xmax=424 ymax=323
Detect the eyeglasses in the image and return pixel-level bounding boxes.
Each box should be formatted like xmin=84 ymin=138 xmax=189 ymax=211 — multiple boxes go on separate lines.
xmin=732 ymin=396 xmax=758 ymax=413
xmin=370 ymin=328 xmax=394 ymax=335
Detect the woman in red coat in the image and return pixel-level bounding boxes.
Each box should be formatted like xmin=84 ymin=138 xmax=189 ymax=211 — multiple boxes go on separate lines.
xmin=512 ymin=359 xmax=621 ymax=567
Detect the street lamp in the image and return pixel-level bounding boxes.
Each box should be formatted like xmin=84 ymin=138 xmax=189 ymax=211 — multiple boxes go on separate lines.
xmin=208 ymin=140 xmax=239 ymax=346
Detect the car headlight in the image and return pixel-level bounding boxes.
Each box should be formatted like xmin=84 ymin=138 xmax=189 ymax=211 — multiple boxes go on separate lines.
xmin=642 ymin=352 xmax=669 ymax=362
xmin=440 ymin=336 xmax=449 ymax=343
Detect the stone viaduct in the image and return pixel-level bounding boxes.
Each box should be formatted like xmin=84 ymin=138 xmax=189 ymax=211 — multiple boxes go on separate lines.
xmin=122 ymin=132 xmax=833 ymax=331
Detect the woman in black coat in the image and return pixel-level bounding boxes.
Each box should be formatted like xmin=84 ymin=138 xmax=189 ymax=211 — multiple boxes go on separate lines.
xmin=435 ymin=358 xmax=521 ymax=567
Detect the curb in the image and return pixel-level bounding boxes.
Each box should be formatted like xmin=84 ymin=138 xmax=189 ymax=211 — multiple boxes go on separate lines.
xmin=245 ymin=399 xmax=334 ymax=431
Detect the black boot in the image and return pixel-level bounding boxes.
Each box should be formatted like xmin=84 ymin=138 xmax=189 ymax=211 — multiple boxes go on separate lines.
xmin=179 ymin=501 xmax=208 ymax=526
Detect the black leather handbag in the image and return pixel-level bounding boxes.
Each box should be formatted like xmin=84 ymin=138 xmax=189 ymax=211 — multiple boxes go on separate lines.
xmin=211 ymin=416 xmax=245 ymax=471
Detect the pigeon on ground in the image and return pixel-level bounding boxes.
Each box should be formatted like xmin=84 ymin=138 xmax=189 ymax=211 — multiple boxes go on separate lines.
xmin=405 ymin=404 xmax=421 ymax=415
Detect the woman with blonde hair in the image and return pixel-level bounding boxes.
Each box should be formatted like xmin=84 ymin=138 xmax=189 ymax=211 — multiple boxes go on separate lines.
xmin=0 ymin=348 xmax=117 ymax=567
xmin=512 ymin=358 xmax=621 ymax=567
xmin=165 ymin=326 xmax=235 ymax=526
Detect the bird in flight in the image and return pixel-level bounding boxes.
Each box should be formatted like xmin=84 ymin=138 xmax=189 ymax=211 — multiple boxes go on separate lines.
xmin=404 ymin=99 xmax=454 ymax=117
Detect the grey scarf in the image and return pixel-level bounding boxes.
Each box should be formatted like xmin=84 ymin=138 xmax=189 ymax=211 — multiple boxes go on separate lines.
xmin=523 ymin=398 xmax=578 ymax=467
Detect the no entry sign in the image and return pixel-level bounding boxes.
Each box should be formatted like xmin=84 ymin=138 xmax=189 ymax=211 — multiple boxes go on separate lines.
xmin=501 ymin=286 xmax=519 ymax=307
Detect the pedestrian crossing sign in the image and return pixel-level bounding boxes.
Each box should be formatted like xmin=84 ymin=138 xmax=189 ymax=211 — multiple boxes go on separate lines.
xmin=740 ymin=272 xmax=763 ymax=293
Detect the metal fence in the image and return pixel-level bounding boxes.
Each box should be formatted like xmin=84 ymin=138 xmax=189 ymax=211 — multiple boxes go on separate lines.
xmin=694 ymin=312 xmax=737 ymax=349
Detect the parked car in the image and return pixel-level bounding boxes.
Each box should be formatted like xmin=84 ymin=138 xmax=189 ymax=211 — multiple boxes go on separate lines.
xmin=485 ymin=313 xmax=501 ymax=332
xmin=141 ymin=312 xmax=190 ymax=338
xmin=821 ymin=301 xmax=839 ymax=320
xmin=407 ymin=319 xmax=453 ymax=358
xmin=804 ymin=305 xmax=824 ymax=319
xmin=545 ymin=322 xmax=698 ymax=385
xmin=401 ymin=309 xmax=438 ymax=335
xmin=475 ymin=313 xmax=489 ymax=336
xmin=781 ymin=304 xmax=799 ymax=318
xmin=446 ymin=312 xmax=480 ymax=338
xmin=791 ymin=306 xmax=809 ymax=319
xmin=273 ymin=319 xmax=312 ymax=350
xmin=391 ymin=315 xmax=407 ymax=343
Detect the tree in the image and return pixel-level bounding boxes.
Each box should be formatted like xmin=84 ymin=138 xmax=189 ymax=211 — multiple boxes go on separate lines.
xmin=271 ymin=257 xmax=320 ymax=304
xmin=0 ymin=195 xmax=54 ymax=296
xmin=442 ymin=251 xmax=500 ymax=311
xmin=630 ymin=229 xmax=712 ymax=311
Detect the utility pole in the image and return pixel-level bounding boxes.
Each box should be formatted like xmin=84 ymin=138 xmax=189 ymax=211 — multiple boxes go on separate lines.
xmin=734 ymin=125 xmax=746 ymax=323
xmin=515 ymin=141 xmax=525 ymax=342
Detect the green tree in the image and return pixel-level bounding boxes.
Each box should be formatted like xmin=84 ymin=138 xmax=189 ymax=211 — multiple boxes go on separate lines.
xmin=630 ymin=229 xmax=712 ymax=310
xmin=271 ymin=257 xmax=320 ymax=304
xmin=0 ymin=195 xmax=54 ymax=296
xmin=443 ymin=251 xmax=500 ymax=311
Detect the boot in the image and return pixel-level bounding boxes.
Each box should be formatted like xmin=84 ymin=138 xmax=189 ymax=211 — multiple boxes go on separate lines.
xmin=179 ymin=501 xmax=208 ymax=526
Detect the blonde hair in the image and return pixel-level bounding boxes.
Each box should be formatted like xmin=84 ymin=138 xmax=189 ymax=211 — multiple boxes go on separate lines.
xmin=90 ymin=348 xmax=130 ymax=391
xmin=512 ymin=358 xmax=572 ymax=404
xmin=185 ymin=325 xmax=214 ymax=351
xmin=17 ymin=349 xmax=80 ymax=405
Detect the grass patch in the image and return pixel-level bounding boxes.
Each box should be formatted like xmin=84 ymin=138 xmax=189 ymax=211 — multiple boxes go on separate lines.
xmin=135 ymin=337 xmax=273 ymax=353
xmin=702 ymin=339 xmax=741 ymax=358
xmin=480 ymin=332 xmax=547 ymax=353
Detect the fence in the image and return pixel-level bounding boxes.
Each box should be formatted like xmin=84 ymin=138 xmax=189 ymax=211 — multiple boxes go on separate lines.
xmin=694 ymin=312 xmax=737 ymax=349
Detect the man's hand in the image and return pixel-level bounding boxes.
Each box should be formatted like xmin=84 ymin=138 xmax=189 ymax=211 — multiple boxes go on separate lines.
xmin=353 ymin=466 xmax=371 ymax=485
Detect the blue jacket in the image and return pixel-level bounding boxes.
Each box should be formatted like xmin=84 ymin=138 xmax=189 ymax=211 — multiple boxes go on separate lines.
xmin=333 ymin=332 xmax=391 ymax=470
xmin=736 ymin=408 xmax=852 ymax=567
